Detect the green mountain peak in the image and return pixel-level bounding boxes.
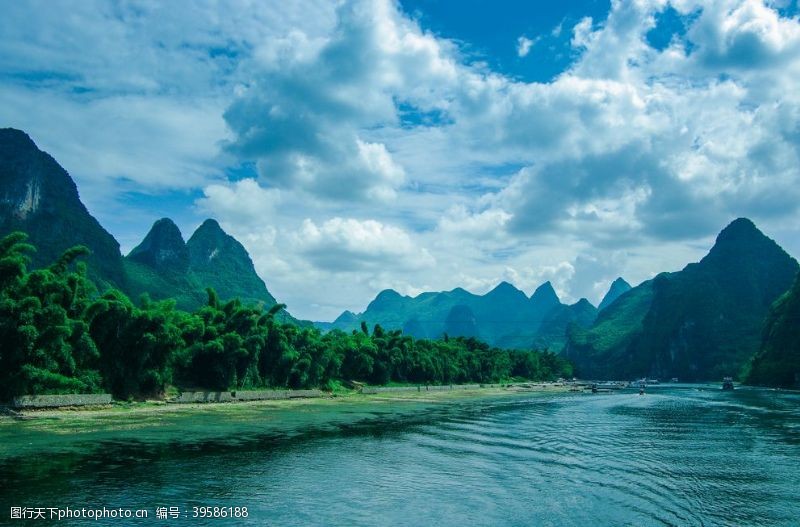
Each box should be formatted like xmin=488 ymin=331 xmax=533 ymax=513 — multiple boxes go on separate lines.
xmin=487 ymin=281 xmax=527 ymax=302
xmin=0 ymin=128 xmax=125 ymax=288
xmin=566 ymin=219 xmax=799 ymax=380
xmin=572 ymin=298 xmax=596 ymax=310
xmin=333 ymin=310 xmax=358 ymax=325
xmin=127 ymin=217 xmax=188 ymax=274
xmin=186 ymin=219 xmax=277 ymax=307
xmin=598 ymin=277 xmax=632 ymax=311
xmin=366 ymin=289 xmax=406 ymax=312
xmin=703 ymin=217 xmax=787 ymax=266
xmin=531 ymin=281 xmax=559 ymax=302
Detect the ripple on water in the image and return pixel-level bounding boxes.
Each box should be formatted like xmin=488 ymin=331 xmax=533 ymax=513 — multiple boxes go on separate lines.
xmin=2 ymin=388 xmax=799 ymax=526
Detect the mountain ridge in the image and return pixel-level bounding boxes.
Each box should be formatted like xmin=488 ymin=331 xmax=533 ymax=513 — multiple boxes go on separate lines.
xmin=0 ymin=128 xmax=126 ymax=289
xmin=127 ymin=217 xmax=189 ymax=275
xmin=0 ymin=128 xmax=294 ymax=321
xmin=319 ymin=280 xmax=598 ymax=351
xmin=124 ymin=217 xmax=281 ymax=312
xmin=565 ymin=218 xmax=799 ymax=380
xmin=598 ymin=277 xmax=632 ymax=311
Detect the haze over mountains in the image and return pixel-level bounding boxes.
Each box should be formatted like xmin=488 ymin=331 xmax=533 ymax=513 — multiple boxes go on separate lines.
xmin=318 ymin=280 xmax=610 ymax=352
xmin=1 ymin=128 xmax=798 ymax=384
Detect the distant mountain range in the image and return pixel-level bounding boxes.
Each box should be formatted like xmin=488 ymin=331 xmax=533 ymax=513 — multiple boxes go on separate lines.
xmin=316 ymin=279 xmax=615 ymax=352
xmin=2 ymin=127 xmax=798 ymax=384
xmin=319 ymin=218 xmax=799 ymax=383
xmin=0 ymin=128 xmax=291 ymax=319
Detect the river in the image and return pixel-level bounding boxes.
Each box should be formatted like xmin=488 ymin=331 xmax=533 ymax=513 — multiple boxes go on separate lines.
xmin=2 ymin=386 xmax=798 ymax=526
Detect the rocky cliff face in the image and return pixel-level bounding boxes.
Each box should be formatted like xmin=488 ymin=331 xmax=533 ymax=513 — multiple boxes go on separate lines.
xmin=0 ymin=128 xmax=125 ymax=288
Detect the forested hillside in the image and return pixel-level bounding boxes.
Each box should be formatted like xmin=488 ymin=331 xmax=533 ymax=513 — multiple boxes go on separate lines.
xmin=0 ymin=233 xmax=573 ymax=400
xmin=124 ymin=217 xmax=290 ymax=318
xmin=0 ymin=129 xmax=302 ymax=322
xmin=565 ymin=219 xmax=799 ymax=381
xmin=746 ymin=272 xmax=800 ymax=388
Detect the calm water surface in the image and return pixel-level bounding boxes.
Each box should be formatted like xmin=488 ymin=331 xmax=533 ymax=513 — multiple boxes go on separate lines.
xmin=2 ymin=386 xmax=799 ymax=526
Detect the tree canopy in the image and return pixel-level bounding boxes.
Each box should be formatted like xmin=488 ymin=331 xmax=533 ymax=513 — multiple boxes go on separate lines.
xmin=0 ymin=232 xmax=574 ymax=400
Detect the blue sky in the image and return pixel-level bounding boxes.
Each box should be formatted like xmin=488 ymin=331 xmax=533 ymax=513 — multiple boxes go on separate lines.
xmin=2 ymin=0 xmax=800 ymax=320
xmin=401 ymin=0 xmax=613 ymax=82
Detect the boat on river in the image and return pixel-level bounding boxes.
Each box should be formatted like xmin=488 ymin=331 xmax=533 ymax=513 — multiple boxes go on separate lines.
xmin=590 ymin=381 xmax=626 ymax=393
xmin=722 ymin=377 xmax=735 ymax=390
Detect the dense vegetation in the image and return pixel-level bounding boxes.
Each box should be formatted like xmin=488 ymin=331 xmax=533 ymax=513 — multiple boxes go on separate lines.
xmin=0 ymin=128 xmax=287 ymax=317
xmin=0 ymin=233 xmax=574 ymax=401
xmin=745 ymin=272 xmax=800 ymax=388
xmin=123 ymin=217 xmax=291 ymax=318
xmin=566 ymin=219 xmax=799 ymax=381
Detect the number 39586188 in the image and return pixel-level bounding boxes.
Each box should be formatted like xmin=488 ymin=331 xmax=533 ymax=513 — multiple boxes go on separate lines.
xmin=191 ymin=506 xmax=248 ymax=518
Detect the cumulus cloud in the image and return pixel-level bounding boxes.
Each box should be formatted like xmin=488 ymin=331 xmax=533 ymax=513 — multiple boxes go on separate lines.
xmin=294 ymin=217 xmax=435 ymax=271
xmin=685 ymin=0 xmax=800 ymax=70
xmin=219 ymin=0 xmax=799 ymax=318
xmin=223 ymin=0 xmax=458 ymax=202
xmin=0 ymin=0 xmax=332 ymax=218
xmin=196 ymin=178 xmax=282 ymax=227
xmin=4 ymin=0 xmax=800 ymax=320
xmin=437 ymin=205 xmax=512 ymax=237
xmin=517 ymin=36 xmax=535 ymax=57
xmin=466 ymin=0 xmax=800 ymax=246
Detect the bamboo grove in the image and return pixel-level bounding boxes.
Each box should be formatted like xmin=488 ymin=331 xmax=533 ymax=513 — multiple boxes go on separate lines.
xmin=0 ymin=233 xmax=573 ymax=400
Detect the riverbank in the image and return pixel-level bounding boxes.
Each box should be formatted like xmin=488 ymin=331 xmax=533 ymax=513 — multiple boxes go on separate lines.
xmin=0 ymin=384 xmax=572 ymax=459
xmin=3 ymin=382 xmax=571 ymax=419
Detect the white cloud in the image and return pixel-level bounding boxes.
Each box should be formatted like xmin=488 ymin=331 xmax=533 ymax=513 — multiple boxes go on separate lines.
xmin=684 ymin=0 xmax=800 ymax=70
xmin=572 ymin=17 xmax=595 ymax=49
xmin=356 ymin=140 xmax=406 ymax=200
xmin=443 ymin=0 xmax=800 ymax=248
xmin=517 ymin=36 xmax=535 ymax=57
xmin=196 ymin=178 xmax=282 ymax=227
xmin=437 ymin=205 xmax=512 ymax=237
xmin=4 ymin=0 xmax=800 ymax=320
xmin=223 ymin=0 xmax=459 ymax=202
xmin=294 ymin=217 xmax=435 ymax=271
